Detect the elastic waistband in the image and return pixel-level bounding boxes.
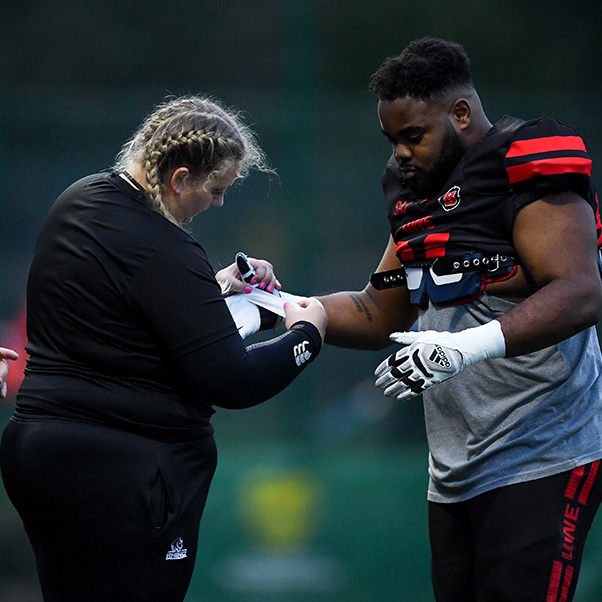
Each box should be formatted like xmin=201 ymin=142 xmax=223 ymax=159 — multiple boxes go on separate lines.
xmin=12 ymin=404 xmax=215 ymax=443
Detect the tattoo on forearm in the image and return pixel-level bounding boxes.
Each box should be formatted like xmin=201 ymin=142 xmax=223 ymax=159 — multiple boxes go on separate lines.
xmin=350 ymin=294 xmax=373 ymax=322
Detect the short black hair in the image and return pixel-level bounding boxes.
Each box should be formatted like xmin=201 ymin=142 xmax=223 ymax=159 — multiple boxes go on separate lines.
xmin=369 ymin=37 xmax=473 ymax=102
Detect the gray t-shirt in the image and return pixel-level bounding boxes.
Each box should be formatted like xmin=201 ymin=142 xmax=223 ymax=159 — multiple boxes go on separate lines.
xmin=419 ymin=292 xmax=602 ymax=503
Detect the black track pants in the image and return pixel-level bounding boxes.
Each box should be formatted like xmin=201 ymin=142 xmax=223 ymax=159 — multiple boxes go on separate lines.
xmin=429 ymin=461 xmax=602 ymax=602
xmin=1 ymin=415 xmax=217 ymax=602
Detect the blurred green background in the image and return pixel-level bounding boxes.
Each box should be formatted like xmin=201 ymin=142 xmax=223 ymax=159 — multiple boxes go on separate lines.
xmin=1 ymin=1 xmax=602 ymax=600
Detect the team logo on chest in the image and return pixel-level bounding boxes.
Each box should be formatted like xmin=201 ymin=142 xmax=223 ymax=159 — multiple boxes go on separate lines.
xmin=438 ymin=186 xmax=461 ymax=211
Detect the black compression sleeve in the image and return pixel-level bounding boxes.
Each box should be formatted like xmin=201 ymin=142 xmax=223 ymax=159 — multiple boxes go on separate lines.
xmin=175 ymin=321 xmax=322 ymax=409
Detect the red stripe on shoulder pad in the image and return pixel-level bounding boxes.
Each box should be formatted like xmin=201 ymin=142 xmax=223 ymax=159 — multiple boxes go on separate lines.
xmin=506 ymin=135 xmax=586 ymax=159
xmin=507 ymin=156 xmax=592 ymax=185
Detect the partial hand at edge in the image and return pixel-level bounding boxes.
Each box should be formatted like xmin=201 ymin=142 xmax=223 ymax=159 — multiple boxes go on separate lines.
xmin=0 ymin=347 xmax=19 ymax=399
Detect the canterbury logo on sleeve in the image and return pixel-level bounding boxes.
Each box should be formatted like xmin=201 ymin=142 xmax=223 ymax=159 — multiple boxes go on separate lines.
xmin=293 ymin=340 xmax=312 ymax=366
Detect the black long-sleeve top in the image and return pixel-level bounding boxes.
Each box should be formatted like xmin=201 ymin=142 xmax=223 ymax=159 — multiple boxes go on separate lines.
xmin=18 ymin=172 xmax=321 ymax=439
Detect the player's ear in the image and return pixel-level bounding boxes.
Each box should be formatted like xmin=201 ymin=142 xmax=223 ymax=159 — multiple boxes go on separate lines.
xmin=170 ymin=167 xmax=191 ymax=195
xmin=451 ymin=98 xmax=471 ymax=131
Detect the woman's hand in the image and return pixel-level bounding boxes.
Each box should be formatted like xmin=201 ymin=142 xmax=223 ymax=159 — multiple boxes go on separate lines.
xmin=0 ymin=347 xmax=19 ymax=399
xmin=284 ymin=298 xmax=328 ymax=342
xmin=216 ymin=257 xmax=282 ymax=295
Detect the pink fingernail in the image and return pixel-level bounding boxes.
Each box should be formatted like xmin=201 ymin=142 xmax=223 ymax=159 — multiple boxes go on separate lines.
xmin=250 ymin=279 xmax=257 ymax=285
xmin=244 ymin=286 xmax=252 ymax=293
xmin=267 ymin=285 xmax=273 ymax=292
xmin=283 ymin=302 xmax=289 ymax=308
xmin=259 ymin=282 xmax=266 ymax=289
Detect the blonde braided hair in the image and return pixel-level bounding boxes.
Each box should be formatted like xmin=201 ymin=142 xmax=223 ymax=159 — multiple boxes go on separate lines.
xmin=113 ymin=95 xmax=271 ymax=225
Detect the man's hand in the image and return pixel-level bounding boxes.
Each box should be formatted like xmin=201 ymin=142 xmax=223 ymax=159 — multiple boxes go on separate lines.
xmin=374 ymin=331 xmax=465 ymax=401
xmin=374 ymin=322 xmax=506 ymax=401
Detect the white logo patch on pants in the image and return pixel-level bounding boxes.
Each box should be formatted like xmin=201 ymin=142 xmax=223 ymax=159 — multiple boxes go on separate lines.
xmin=166 ymin=538 xmax=187 ymax=560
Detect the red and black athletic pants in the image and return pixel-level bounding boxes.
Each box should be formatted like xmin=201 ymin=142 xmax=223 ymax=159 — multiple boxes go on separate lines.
xmin=429 ymin=461 xmax=602 ymax=602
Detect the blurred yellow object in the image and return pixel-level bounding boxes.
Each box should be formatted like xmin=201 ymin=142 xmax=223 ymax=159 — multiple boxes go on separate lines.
xmin=239 ymin=469 xmax=321 ymax=548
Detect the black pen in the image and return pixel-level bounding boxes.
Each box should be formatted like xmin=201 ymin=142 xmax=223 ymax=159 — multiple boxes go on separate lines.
xmin=235 ymin=252 xmax=256 ymax=284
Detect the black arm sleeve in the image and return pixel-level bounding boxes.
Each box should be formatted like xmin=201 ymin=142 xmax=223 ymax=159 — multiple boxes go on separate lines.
xmin=126 ymin=241 xmax=321 ymax=410
xmin=177 ymin=321 xmax=322 ymax=409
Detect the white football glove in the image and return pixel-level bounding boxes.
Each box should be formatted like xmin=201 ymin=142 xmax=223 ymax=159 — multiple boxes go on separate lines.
xmin=225 ymin=294 xmax=262 ymax=339
xmin=374 ymin=321 xmax=506 ymax=402
xmin=226 ymin=289 xmax=304 ymax=338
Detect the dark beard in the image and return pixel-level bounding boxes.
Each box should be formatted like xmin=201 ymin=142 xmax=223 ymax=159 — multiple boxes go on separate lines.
xmin=407 ymin=126 xmax=467 ymax=199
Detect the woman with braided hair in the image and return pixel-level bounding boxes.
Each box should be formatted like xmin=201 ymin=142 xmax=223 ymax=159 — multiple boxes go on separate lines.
xmin=0 ymin=95 xmax=327 ymax=602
